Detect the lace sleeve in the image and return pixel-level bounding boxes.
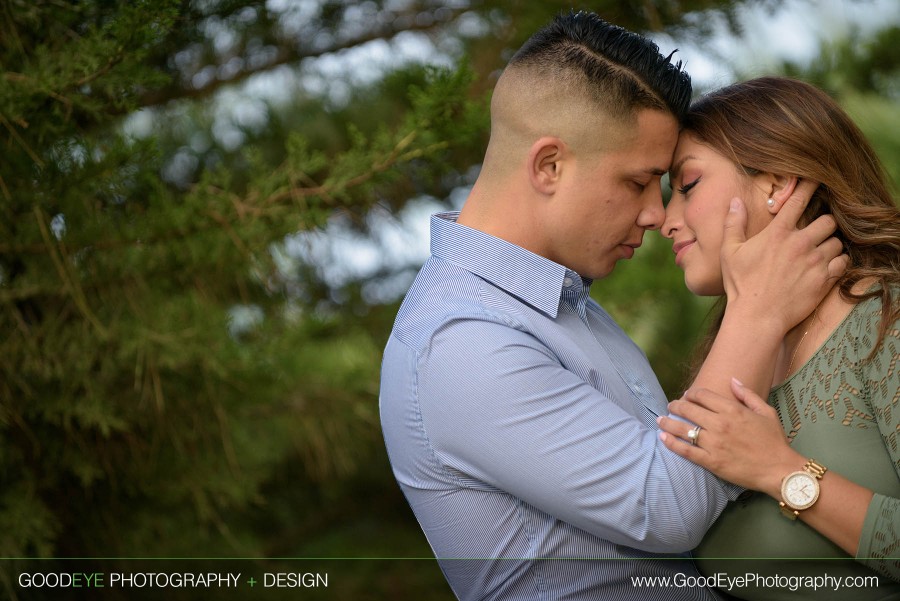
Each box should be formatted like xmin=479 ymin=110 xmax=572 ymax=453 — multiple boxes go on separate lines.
xmin=856 ymin=301 xmax=900 ymax=581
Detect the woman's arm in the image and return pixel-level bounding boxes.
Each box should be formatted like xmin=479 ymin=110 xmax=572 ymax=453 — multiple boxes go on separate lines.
xmin=658 ymin=379 xmax=873 ymax=556
xmin=856 ymin=309 xmax=900 ymax=578
xmin=659 ymin=374 xmax=900 ymax=580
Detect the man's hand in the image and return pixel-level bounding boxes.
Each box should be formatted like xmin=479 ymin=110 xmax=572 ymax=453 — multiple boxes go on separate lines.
xmin=721 ymin=179 xmax=848 ymax=333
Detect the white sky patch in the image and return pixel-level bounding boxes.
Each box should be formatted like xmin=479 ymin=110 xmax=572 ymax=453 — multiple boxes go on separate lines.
xmin=654 ymin=0 xmax=900 ymax=89
xmin=283 ymin=195 xmax=449 ymax=290
xmin=122 ymin=108 xmax=157 ymax=140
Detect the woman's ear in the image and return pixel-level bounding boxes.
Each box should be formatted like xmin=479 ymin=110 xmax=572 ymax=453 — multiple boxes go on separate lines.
xmin=528 ymin=137 xmax=566 ymax=195
xmin=763 ymin=174 xmax=799 ymax=214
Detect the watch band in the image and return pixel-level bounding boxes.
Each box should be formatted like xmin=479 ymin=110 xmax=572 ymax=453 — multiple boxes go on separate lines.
xmin=779 ymin=459 xmax=827 ymax=520
xmin=779 ymin=504 xmax=801 ymax=520
xmin=804 ymin=459 xmax=827 ymax=479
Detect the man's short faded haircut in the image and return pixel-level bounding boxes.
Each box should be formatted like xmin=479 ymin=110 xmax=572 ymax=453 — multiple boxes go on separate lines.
xmin=509 ymin=11 xmax=691 ymax=121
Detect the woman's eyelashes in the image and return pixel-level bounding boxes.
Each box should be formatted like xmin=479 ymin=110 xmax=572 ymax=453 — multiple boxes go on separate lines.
xmin=677 ymin=177 xmax=701 ymax=195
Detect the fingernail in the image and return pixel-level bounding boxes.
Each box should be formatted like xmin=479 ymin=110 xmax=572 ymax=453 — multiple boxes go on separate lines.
xmin=729 ymin=198 xmax=741 ymax=212
xmin=731 ymin=377 xmax=744 ymax=388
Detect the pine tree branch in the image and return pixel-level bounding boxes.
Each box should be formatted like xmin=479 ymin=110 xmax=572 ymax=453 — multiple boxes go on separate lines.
xmin=33 ymin=206 xmax=109 ymax=337
xmin=262 ymin=130 xmax=436 ymax=205
xmin=74 ymin=52 xmax=127 ymax=88
xmin=0 ymin=132 xmax=446 ymax=260
xmin=1 ymin=113 xmax=44 ymax=168
xmin=136 ymin=7 xmax=468 ymax=108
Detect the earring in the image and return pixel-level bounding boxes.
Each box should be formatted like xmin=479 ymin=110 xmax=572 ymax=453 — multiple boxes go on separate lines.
xmin=767 ymin=198 xmax=775 ymax=207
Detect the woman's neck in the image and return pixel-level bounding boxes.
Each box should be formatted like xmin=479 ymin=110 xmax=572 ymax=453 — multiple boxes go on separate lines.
xmin=775 ymin=284 xmax=848 ymax=384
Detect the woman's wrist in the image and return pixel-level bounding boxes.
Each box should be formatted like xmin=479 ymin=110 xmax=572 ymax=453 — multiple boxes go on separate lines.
xmin=763 ymin=450 xmax=808 ymax=500
xmin=722 ymin=297 xmax=794 ymax=339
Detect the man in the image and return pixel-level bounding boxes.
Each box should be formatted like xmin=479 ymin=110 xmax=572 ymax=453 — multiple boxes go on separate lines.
xmin=379 ymin=11 xmax=845 ymax=601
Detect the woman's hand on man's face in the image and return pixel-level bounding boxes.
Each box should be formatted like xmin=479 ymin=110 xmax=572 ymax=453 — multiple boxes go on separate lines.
xmin=719 ymin=179 xmax=849 ymax=335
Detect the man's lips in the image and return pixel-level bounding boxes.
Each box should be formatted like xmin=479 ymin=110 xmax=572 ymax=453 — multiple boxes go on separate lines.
xmin=620 ymin=242 xmax=641 ymax=259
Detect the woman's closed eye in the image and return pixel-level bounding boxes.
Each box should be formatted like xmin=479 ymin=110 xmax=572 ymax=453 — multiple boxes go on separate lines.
xmin=677 ymin=177 xmax=701 ymax=195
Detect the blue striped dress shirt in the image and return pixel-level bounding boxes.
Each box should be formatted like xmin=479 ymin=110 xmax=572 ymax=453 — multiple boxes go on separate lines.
xmin=380 ymin=212 xmax=740 ymax=600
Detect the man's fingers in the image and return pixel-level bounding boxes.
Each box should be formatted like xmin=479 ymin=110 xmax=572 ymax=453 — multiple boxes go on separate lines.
xmin=773 ymin=178 xmax=819 ymax=228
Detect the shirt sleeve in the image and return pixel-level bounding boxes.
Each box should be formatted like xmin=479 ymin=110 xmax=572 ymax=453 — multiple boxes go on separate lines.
xmin=418 ymin=315 xmax=737 ymax=554
xmin=856 ymin=304 xmax=900 ymax=581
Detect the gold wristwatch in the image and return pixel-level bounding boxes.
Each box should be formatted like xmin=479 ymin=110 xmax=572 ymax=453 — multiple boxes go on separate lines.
xmin=779 ymin=459 xmax=827 ymax=520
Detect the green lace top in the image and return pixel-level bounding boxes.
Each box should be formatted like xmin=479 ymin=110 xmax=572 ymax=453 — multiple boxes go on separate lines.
xmin=695 ymin=290 xmax=900 ymax=600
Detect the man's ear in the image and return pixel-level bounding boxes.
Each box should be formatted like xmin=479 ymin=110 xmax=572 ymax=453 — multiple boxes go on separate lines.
xmin=760 ymin=173 xmax=799 ymax=214
xmin=528 ymin=136 xmax=566 ymax=195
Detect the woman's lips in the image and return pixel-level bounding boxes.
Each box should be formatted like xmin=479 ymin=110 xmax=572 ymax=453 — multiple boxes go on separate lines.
xmin=672 ymin=240 xmax=695 ymax=267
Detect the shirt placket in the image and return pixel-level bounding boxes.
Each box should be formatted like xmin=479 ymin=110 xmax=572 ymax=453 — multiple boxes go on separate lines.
xmin=560 ymin=273 xmax=589 ymax=324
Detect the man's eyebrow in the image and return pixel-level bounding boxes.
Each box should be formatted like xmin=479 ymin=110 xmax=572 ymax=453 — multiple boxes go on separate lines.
xmin=630 ymin=167 xmax=667 ymax=179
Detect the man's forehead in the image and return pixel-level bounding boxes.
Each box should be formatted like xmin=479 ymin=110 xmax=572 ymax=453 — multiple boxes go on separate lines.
xmin=610 ymin=155 xmax=672 ymax=176
xmin=621 ymin=164 xmax=670 ymax=178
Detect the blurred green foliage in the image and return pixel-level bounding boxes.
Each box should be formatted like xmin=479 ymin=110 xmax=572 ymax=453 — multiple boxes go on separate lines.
xmin=1 ymin=1 xmax=898 ymax=599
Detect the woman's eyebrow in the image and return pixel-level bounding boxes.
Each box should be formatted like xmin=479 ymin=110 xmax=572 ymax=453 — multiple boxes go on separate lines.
xmin=669 ymin=154 xmax=697 ymax=177
xmin=669 ymin=154 xmax=697 ymax=179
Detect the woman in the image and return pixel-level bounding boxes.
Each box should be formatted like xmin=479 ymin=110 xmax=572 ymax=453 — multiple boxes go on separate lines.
xmin=657 ymin=76 xmax=900 ymax=599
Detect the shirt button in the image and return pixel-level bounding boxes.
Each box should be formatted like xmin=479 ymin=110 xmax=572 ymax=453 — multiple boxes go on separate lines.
xmin=563 ymin=277 xmax=574 ymax=287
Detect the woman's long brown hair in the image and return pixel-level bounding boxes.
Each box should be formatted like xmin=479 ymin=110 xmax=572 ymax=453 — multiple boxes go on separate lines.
xmin=684 ymin=76 xmax=900 ymax=382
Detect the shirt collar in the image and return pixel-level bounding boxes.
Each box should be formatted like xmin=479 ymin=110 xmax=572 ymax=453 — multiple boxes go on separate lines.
xmin=430 ymin=211 xmax=589 ymax=318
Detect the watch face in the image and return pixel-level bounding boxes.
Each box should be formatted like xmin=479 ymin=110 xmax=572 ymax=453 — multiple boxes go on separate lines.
xmin=782 ymin=472 xmax=819 ymax=510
